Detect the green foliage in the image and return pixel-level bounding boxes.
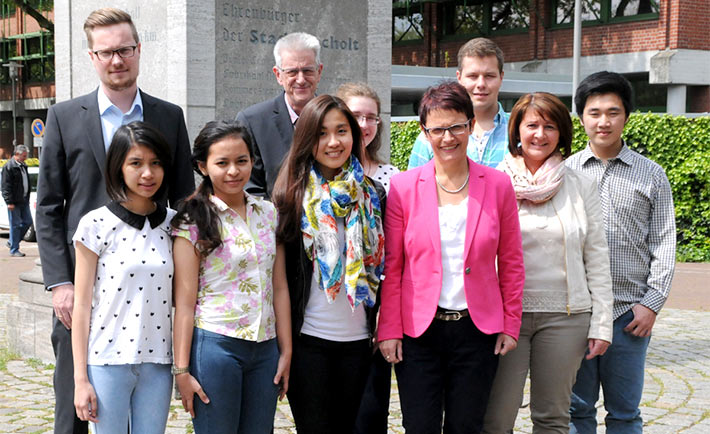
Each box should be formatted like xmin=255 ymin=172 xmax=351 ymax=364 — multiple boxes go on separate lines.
xmin=390 ymin=113 xmax=710 ymax=262
xmin=390 ymin=120 xmax=420 ymax=171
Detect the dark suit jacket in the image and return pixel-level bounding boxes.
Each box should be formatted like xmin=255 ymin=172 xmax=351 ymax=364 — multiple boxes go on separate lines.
xmin=1 ymin=157 xmax=30 ymax=205
xmin=236 ymin=92 xmax=294 ymax=198
xmin=36 ymin=88 xmax=195 ymax=288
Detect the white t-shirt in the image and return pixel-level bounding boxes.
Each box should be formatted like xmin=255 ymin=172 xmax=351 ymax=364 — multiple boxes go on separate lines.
xmin=300 ymin=218 xmax=369 ymax=342
xmin=73 ymin=202 xmax=176 ymax=365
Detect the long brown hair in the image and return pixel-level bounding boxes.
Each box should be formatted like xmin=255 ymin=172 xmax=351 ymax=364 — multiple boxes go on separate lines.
xmin=272 ymin=94 xmax=363 ymax=243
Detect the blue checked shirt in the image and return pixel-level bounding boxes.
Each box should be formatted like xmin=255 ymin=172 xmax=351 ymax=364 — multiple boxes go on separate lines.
xmin=407 ymin=102 xmax=509 ymax=169
xmin=566 ymin=143 xmax=676 ymax=320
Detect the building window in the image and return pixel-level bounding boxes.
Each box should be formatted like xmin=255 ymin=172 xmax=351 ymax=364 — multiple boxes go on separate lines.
xmin=443 ymin=0 xmax=530 ymax=38
xmin=393 ymin=1 xmax=425 ymax=43
xmin=21 ymin=34 xmax=54 ymax=83
xmin=553 ymin=0 xmax=659 ymax=26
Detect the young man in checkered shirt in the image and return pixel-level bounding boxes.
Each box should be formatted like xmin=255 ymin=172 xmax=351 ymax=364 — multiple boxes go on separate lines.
xmin=566 ymin=71 xmax=676 ymax=434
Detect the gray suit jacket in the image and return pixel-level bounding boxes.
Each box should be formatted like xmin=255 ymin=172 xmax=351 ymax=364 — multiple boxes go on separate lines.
xmin=36 ymin=88 xmax=195 ymax=288
xmin=236 ymin=92 xmax=294 ymax=198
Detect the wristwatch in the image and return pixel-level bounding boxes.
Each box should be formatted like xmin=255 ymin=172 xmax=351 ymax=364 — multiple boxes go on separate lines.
xmin=171 ymin=365 xmax=189 ymax=375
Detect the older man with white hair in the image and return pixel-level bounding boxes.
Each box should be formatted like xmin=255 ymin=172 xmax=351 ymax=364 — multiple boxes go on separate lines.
xmin=235 ymin=32 xmax=323 ymax=198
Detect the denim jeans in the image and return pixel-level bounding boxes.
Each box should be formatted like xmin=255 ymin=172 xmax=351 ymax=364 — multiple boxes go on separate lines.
xmin=86 ymin=363 xmax=172 ymax=434
xmin=190 ymin=327 xmax=280 ymax=434
xmin=570 ymin=309 xmax=651 ymax=434
xmin=8 ymin=201 xmax=32 ymax=254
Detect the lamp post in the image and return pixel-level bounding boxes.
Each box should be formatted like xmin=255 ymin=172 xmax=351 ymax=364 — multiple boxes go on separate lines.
xmin=3 ymin=61 xmax=24 ymax=146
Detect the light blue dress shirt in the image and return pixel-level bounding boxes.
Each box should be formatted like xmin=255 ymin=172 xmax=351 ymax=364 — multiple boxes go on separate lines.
xmin=98 ymin=87 xmax=144 ymax=150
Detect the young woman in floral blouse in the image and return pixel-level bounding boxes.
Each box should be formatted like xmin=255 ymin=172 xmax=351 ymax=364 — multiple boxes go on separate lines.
xmin=171 ymin=121 xmax=291 ymax=434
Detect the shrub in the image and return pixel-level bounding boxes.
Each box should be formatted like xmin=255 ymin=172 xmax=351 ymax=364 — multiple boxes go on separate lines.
xmin=391 ymin=113 xmax=710 ymax=262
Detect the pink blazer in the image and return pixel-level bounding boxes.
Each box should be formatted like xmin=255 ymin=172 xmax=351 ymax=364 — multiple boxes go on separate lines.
xmin=378 ymin=159 xmax=525 ymax=341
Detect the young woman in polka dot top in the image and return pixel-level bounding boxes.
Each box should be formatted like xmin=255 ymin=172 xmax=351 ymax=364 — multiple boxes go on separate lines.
xmin=171 ymin=121 xmax=291 ymax=434
xmin=72 ymin=122 xmax=176 ymax=433
xmin=337 ymin=82 xmax=400 ymax=194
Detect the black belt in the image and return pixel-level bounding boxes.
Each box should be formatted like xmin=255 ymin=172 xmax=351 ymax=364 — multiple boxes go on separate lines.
xmin=434 ymin=308 xmax=469 ymax=321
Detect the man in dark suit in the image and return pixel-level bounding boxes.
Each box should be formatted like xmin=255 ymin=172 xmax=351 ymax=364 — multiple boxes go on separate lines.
xmin=35 ymin=8 xmax=194 ymax=434
xmin=236 ymin=32 xmax=322 ymax=198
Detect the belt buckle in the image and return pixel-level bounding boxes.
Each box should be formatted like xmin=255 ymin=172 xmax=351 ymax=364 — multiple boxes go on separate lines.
xmin=443 ymin=310 xmax=462 ymax=321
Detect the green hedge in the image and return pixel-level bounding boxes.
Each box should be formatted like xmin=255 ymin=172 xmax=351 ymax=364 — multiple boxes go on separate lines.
xmin=391 ymin=113 xmax=710 ymax=262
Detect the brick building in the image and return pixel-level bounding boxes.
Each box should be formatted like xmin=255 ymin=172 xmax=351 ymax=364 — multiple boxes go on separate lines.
xmin=0 ymin=1 xmax=54 ymax=158
xmin=392 ymin=0 xmax=710 ymax=113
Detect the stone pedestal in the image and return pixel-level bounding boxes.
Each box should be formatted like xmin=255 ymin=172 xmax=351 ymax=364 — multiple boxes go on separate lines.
xmin=5 ymin=259 xmax=55 ymax=364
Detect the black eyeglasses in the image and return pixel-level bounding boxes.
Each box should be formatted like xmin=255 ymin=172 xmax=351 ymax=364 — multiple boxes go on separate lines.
xmin=422 ymin=120 xmax=471 ymax=138
xmin=93 ymin=45 xmax=138 ymax=62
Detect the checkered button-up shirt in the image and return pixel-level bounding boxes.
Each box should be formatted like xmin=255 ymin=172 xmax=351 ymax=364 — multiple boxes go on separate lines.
xmin=566 ymin=143 xmax=676 ymax=319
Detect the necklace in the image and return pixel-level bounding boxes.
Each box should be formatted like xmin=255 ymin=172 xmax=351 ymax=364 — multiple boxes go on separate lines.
xmin=436 ymin=172 xmax=470 ymax=194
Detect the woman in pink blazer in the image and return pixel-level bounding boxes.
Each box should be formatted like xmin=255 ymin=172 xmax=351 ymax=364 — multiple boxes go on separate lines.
xmin=378 ymin=81 xmax=525 ymax=433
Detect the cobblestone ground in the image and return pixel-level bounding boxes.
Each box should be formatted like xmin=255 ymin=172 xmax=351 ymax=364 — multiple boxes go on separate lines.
xmin=1 ymin=308 xmax=709 ymax=433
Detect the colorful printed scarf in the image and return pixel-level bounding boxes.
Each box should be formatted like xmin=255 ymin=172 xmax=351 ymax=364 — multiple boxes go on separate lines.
xmin=499 ymin=151 xmax=566 ymax=204
xmin=301 ymin=156 xmax=385 ymax=310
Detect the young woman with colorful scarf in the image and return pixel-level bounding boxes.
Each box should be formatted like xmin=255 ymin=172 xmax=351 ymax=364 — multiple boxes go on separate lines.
xmin=272 ymin=94 xmax=386 ymax=434
xmin=482 ymin=92 xmax=613 ymax=433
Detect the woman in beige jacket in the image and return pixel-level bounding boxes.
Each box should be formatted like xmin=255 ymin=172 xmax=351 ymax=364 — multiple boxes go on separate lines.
xmin=482 ymin=92 xmax=613 ymax=434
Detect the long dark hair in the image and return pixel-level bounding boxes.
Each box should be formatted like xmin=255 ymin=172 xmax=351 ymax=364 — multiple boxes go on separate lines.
xmin=105 ymin=121 xmax=172 ymax=202
xmin=171 ymin=120 xmax=254 ymax=256
xmin=272 ymin=94 xmax=363 ymax=244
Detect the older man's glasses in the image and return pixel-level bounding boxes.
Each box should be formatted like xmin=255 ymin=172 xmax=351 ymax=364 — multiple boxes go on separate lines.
xmin=93 ymin=45 xmax=137 ymax=62
xmin=422 ymin=120 xmax=471 ymax=138
xmin=277 ymin=66 xmax=318 ymax=78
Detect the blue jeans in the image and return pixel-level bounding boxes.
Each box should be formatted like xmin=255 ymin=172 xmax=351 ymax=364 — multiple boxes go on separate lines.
xmin=570 ymin=309 xmax=651 ymax=434
xmin=86 ymin=363 xmax=172 ymax=434
xmin=8 ymin=201 xmax=32 ymax=253
xmin=190 ymin=327 xmax=280 ymax=434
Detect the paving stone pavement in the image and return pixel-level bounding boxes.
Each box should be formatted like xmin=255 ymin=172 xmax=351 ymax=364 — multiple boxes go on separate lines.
xmin=1 ymin=307 xmax=709 ymax=433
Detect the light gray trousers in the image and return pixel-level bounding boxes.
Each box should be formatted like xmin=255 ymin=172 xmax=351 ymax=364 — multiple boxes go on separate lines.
xmin=482 ymin=312 xmax=591 ymax=434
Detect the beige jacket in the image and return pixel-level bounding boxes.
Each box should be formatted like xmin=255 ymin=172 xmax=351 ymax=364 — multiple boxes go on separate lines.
xmin=519 ymin=168 xmax=614 ymax=342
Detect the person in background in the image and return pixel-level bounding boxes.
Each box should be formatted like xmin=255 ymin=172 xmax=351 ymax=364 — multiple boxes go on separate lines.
xmin=272 ymin=95 xmax=386 ymax=434
xmin=171 ymin=121 xmax=292 ymax=434
xmin=337 ymin=82 xmax=400 ymax=192
xmin=337 ymin=81 xmax=396 ymax=434
xmin=2 ymin=144 xmax=32 ymax=257
xmin=568 ymin=71 xmax=676 ymax=434
xmin=236 ymin=32 xmax=323 ymax=198
xmin=408 ymin=38 xmax=509 ymax=170
xmin=482 ymin=93 xmax=613 ymax=433
xmin=379 ymin=81 xmax=524 ymax=434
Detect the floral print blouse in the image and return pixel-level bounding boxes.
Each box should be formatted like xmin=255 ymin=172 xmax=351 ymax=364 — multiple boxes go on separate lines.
xmin=173 ymin=194 xmax=278 ymax=342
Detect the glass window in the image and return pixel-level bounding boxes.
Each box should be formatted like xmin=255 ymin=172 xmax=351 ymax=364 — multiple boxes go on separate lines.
xmin=450 ymin=4 xmax=486 ymax=36
xmin=394 ymin=12 xmax=424 ymax=42
xmin=611 ymin=0 xmax=659 ymax=18
xmin=555 ymin=0 xmax=602 ymax=25
xmin=491 ymin=0 xmax=530 ymax=32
